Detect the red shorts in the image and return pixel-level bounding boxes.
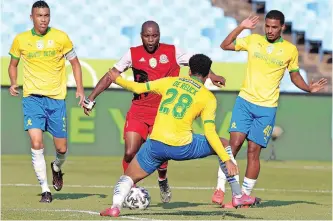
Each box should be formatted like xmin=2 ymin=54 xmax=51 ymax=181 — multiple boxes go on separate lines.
xmin=123 ymin=105 xmax=157 ymax=140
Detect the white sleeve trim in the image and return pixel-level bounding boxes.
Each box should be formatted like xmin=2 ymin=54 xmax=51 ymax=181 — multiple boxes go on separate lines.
xmin=114 ymin=49 xmax=132 ymax=72
xmin=175 ymin=47 xmax=194 ymax=66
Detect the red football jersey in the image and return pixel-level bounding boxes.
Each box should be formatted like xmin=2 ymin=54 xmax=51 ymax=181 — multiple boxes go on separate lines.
xmin=130 ymin=44 xmax=180 ymax=108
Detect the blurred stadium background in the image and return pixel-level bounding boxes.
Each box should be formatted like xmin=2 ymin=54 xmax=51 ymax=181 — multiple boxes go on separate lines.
xmin=1 ymin=0 xmax=332 ymax=220
xmin=1 ymin=0 xmax=332 ymax=92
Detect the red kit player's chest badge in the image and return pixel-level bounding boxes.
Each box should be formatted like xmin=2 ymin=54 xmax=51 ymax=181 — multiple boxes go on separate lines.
xmin=159 ymin=54 xmax=169 ymax=64
xmin=149 ymin=57 xmax=157 ymax=68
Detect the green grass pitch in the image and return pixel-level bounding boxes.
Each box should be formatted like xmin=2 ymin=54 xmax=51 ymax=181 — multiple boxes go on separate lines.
xmin=1 ymin=155 xmax=332 ymax=220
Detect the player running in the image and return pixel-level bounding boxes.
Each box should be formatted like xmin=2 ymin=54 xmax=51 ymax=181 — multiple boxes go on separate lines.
xmin=98 ymin=54 xmax=259 ymax=217
xmin=83 ymin=20 xmax=226 ymax=203
xmin=8 ymin=1 xmax=84 ymax=203
xmin=211 ymin=10 xmax=327 ymax=208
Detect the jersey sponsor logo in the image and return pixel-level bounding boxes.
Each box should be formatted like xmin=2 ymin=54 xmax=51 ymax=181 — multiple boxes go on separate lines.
xmin=149 ymin=57 xmax=157 ymax=68
xmin=253 ymin=52 xmax=284 ymax=66
xmin=36 ymin=40 xmax=44 ymax=50
xmin=139 ymin=57 xmax=145 ymax=62
xmin=159 ymin=54 xmax=169 ymax=64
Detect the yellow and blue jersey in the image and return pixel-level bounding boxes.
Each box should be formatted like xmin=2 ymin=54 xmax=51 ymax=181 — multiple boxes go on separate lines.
xmin=9 ymin=27 xmax=74 ymax=99
xmin=234 ymin=34 xmax=299 ymax=107
xmin=115 ymin=76 xmax=230 ymax=162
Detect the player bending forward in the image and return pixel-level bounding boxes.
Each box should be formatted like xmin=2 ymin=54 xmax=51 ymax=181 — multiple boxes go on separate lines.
xmin=83 ymin=20 xmax=226 ymax=203
xmin=99 ymin=54 xmax=259 ymax=217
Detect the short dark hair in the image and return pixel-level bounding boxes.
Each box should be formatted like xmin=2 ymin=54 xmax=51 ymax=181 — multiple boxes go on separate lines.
xmin=32 ymin=1 xmax=49 ymax=12
xmin=189 ymin=54 xmax=212 ymax=78
xmin=265 ymin=10 xmax=285 ymax=25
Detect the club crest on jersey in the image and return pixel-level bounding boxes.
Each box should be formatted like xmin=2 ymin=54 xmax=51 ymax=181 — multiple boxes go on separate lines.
xmin=47 ymin=40 xmax=54 ymax=47
xmin=159 ymin=54 xmax=169 ymax=64
xmin=149 ymin=57 xmax=157 ymax=68
xmin=266 ymin=45 xmax=274 ymax=54
xmin=36 ymin=40 xmax=44 ymax=50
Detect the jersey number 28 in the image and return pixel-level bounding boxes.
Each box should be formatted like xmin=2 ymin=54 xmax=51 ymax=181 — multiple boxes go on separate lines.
xmin=159 ymin=88 xmax=193 ymax=119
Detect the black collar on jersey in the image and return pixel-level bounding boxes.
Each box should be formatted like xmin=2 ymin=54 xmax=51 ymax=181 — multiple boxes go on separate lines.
xmin=31 ymin=27 xmax=51 ymax=37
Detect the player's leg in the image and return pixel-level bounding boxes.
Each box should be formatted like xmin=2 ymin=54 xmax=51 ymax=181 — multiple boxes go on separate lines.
xmin=213 ymin=96 xmax=252 ymax=204
xmin=45 ymin=98 xmax=68 ymax=192
xmin=100 ymin=139 xmax=164 ymax=217
xmin=123 ymin=114 xmax=146 ymax=172
xmin=23 ymin=96 xmax=51 ymax=203
xmin=123 ymin=132 xmax=144 ymax=171
xmin=244 ymin=105 xmax=277 ymax=196
xmin=181 ymin=134 xmax=258 ymax=208
xmin=147 ymin=124 xmax=172 ymax=203
xmin=213 ymin=137 xmax=231 ymax=203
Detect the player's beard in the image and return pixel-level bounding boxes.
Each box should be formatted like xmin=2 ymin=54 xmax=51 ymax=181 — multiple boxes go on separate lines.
xmin=144 ymin=43 xmax=159 ymax=54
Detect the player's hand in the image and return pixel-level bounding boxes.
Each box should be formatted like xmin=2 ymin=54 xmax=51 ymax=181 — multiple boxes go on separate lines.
xmin=309 ymin=78 xmax=327 ymax=93
xmin=9 ymin=84 xmax=19 ymax=96
xmin=225 ymin=160 xmax=239 ymax=177
xmin=210 ymin=74 xmax=226 ymax=87
xmin=240 ymin=15 xmax=259 ymax=29
xmin=82 ymin=97 xmax=96 ymax=116
xmin=76 ymin=88 xmax=85 ymax=107
xmin=108 ymin=68 xmax=121 ymax=82
xmin=83 ymin=107 xmax=91 ymax=116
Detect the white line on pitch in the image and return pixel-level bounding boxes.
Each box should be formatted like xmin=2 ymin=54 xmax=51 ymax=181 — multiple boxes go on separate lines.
xmin=1 ymin=183 xmax=331 ymax=193
xmin=7 ymin=208 xmax=160 ymax=220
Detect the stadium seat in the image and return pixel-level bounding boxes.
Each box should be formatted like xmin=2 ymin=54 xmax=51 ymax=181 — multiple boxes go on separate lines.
xmin=280 ymin=69 xmax=308 ymax=93
xmin=319 ymin=29 xmax=333 ymax=62
xmin=214 ymin=17 xmax=238 ymax=32
xmin=291 ymin=10 xmax=316 ymax=44
xmin=304 ymin=19 xmax=326 ymax=53
xmin=1 ymin=0 xmax=250 ymax=63
xmin=160 ymin=36 xmax=175 ymax=45
xmin=201 ymin=28 xmax=221 ymax=46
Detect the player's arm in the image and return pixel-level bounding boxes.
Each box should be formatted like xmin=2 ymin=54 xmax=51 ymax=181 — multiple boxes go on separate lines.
xmin=63 ymin=34 xmax=85 ymax=105
xmin=220 ymin=15 xmax=259 ymax=51
xmin=83 ymin=50 xmax=132 ymax=115
xmin=87 ymin=50 xmax=131 ymax=101
xmin=113 ymin=75 xmax=168 ymax=95
xmin=201 ymin=97 xmax=230 ymax=162
xmin=176 ymin=48 xmax=225 ymax=87
xmin=8 ymin=36 xmax=21 ymax=96
xmin=288 ymin=47 xmax=327 ymax=93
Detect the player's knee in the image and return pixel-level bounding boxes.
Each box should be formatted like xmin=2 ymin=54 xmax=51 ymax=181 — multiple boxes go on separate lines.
xmin=31 ymin=140 xmax=43 ymax=150
xmin=230 ymin=139 xmax=243 ymax=149
xmin=124 ymin=150 xmax=136 ymax=163
xmin=54 ymin=142 xmax=67 ymax=153
xmin=247 ymin=144 xmax=261 ymax=162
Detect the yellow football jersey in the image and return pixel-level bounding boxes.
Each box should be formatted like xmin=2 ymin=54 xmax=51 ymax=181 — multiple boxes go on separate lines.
xmin=9 ymin=27 xmax=74 ymax=99
xmin=115 ymin=76 xmax=230 ymax=162
xmin=235 ymin=34 xmax=299 ymax=107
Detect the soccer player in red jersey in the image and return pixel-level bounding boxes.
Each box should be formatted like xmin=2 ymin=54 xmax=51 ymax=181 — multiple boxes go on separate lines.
xmin=83 ymin=21 xmax=226 ymax=203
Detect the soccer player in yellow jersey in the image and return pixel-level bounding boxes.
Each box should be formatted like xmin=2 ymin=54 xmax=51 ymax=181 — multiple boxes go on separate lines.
xmin=99 ymin=54 xmax=259 ymax=217
xmin=8 ymin=1 xmax=84 ymax=203
xmin=211 ymin=10 xmax=327 ymax=207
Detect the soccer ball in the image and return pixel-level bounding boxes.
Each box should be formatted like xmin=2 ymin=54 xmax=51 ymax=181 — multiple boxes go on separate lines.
xmin=123 ymin=186 xmax=151 ymax=210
